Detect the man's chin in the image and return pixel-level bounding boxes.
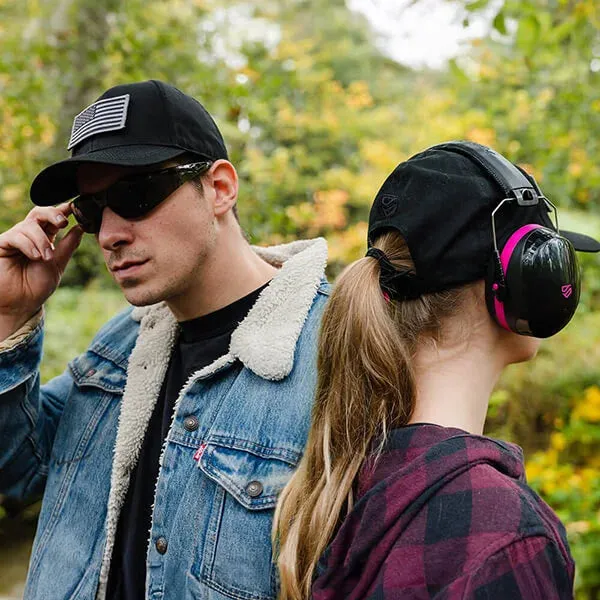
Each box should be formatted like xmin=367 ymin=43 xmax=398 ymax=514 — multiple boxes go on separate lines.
xmin=120 ymin=286 xmax=165 ymax=307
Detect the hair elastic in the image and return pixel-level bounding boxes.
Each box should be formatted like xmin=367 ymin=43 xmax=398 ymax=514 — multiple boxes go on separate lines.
xmin=365 ymin=247 xmax=422 ymax=301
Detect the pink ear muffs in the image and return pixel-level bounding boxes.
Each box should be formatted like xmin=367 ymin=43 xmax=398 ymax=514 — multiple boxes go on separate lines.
xmin=486 ymin=225 xmax=581 ymax=338
xmin=492 ymin=224 xmax=543 ymax=331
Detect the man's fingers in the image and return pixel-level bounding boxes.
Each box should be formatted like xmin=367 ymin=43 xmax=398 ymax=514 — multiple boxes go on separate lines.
xmin=21 ymin=222 xmax=57 ymax=261
xmin=0 ymin=222 xmax=59 ymax=261
xmin=26 ymin=204 xmax=72 ymax=232
xmin=53 ymin=225 xmax=84 ymax=273
xmin=55 ymin=202 xmax=74 ymax=216
xmin=0 ymin=204 xmax=76 ymax=261
xmin=4 ymin=231 xmax=44 ymax=260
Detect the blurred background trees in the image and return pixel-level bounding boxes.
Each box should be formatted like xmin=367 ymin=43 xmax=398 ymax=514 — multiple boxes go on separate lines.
xmin=0 ymin=0 xmax=599 ymax=596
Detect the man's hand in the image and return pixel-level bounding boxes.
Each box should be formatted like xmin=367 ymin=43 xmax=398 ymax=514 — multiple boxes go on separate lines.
xmin=0 ymin=203 xmax=84 ymax=340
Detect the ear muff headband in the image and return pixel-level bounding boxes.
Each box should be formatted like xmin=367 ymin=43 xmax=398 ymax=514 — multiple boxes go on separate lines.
xmin=434 ymin=141 xmax=539 ymax=204
xmin=431 ymin=140 xmax=580 ymax=337
xmin=493 ymin=224 xmax=543 ymax=331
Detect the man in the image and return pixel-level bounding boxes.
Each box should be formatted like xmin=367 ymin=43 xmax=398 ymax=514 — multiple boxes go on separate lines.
xmin=0 ymin=80 xmax=329 ymax=599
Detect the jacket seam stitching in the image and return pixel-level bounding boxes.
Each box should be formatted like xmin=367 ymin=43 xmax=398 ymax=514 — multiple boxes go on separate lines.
xmin=205 ymin=437 xmax=300 ymax=464
xmin=0 ymin=320 xmax=44 ymax=357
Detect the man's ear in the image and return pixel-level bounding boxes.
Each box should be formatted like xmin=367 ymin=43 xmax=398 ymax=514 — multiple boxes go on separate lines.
xmin=207 ymin=160 xmax=238 ymax=217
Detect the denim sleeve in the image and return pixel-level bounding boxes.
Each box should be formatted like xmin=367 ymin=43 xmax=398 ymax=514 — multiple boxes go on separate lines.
xmin=0 ymin=320 xmax=73 ymax=500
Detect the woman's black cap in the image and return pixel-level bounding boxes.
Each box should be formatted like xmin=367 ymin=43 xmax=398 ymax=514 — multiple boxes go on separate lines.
xmin=368 ymin=142 xmax=600 ymax=295
xmin=30 ymin=80 xmax=228 ymax=206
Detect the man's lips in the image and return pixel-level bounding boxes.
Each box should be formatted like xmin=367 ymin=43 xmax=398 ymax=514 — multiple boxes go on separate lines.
xmin=110 ymin=260 xmax=148 ymax=273
xmin=111 ymin=259 xmax=149 ymax=274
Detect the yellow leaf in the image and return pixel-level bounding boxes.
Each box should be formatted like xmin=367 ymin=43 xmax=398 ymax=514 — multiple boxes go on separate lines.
xmin=573 ymin=386 xmax=600 ymax=422
xmin=2 ymin=184 xmax=24 ymax=207
xmin=327 ymin=221 xmax=369 ymax=264
xmin=566 ymin=521 xmax=591 ymax=535
xmin=466 ymin=127 xmax=496 ymax=147
xmin=312 ymin=189 xmax=349 ymax=232
xmin=550 ymin=432 xmax=567 ymax=452
xmin=518 ymin=163 xmax=542 ymax=182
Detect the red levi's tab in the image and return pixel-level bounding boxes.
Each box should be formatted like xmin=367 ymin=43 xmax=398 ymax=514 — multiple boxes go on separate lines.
xmin=193 ymin=443 xmax=207 ymax=463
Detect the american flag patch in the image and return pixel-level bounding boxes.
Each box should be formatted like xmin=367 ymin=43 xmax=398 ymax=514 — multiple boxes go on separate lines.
xmin=67 ymin=94 xmax=130 ymax=150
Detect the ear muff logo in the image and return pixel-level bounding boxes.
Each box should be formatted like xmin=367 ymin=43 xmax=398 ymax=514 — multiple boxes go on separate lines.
xmin=562 ymin=284 xmax=573 ymax=299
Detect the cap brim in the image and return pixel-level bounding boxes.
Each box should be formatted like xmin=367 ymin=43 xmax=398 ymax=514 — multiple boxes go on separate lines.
xmin=562 ymin=230 xmax=600 ymax=253
xmin=30 ymin=145 xmax=189 ymax=206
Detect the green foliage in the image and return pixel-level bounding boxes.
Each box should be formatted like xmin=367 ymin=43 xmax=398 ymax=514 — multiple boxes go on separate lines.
xmin=2 ymin=0 xmax=600 ymax=594
xmin=448 ymin=0 xmax=600 ymax=212
xmin=524 ymin=384 xmax=600 ymax=599
xmin=0 ymin=0 xmax=426 ymax=274
xmin=486 ymin=309 xmax=600 ymax=599
xmin=444 ymin=4 xmax=600 ymax=589
xmin=42 ymin=285 xmax=127 ymax=382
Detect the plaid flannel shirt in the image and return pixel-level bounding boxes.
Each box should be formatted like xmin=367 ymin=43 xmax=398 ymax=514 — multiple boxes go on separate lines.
xmin=313 ymin=423 xmax=574 ymax=599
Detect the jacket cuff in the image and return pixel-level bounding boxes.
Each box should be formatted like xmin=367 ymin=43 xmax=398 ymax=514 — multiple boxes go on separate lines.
xmin=0 ymin=309 xmax=44 ymax=353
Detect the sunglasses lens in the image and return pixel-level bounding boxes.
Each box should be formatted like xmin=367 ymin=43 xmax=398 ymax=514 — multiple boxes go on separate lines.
xmin=72 ymin=162 xmax=210 ymax=233
xmin=113 ymin=175 xmax=180 ymax=219
xmin=72 ymin=197 xmax=102 ymax=233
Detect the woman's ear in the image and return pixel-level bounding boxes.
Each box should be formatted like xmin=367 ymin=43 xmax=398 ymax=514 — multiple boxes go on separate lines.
xmin=207 ymin=159 xmax=238 ymax=217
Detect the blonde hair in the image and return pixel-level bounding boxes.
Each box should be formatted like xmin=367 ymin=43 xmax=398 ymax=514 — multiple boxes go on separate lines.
xmin=273 ymin=231 xmax=466 ymax=599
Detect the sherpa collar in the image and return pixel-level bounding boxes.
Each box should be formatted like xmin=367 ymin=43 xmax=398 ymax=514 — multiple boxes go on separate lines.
xmin=131 ymin=236 xmax=328 ymax=380
xmin=95 ymin=237 xmax=328 ymax=599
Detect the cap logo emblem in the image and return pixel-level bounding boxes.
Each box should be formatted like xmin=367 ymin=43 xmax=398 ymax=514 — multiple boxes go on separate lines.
xmin=561 ymin=284 xmax=573 ymax=299
xmin=380 ymin=194 xmax=399 ymax=217
xmin=67 ymin=94 xmax=130 ymax=150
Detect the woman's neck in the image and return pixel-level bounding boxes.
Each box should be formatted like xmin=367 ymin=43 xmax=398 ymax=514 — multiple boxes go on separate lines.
xmin=408 ymin=333 xmax=506 ymax=435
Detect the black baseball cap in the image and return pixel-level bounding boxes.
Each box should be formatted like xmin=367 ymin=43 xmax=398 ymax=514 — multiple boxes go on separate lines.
xmin=30 ymin=80 xmax=228 ymax=205
xmin=368 ymin=142 xmax=600 ymax=295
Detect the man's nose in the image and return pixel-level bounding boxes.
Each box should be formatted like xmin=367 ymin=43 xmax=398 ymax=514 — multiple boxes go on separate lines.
xmin=97 ymin=207 xmax=135 ymax=251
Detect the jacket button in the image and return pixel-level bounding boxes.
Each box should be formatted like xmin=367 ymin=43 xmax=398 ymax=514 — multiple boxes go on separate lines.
xmin=155 ymin=537 xmax=168 ymax=554
xmin=246 ymin=480 xmax=263 ymax=498
xmin=183 ymin=415 xmax=199 ymax=432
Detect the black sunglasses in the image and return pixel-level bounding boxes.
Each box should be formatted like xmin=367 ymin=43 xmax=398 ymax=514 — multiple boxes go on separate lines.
xmin=71 ymin=161 xmax=212 ymax=233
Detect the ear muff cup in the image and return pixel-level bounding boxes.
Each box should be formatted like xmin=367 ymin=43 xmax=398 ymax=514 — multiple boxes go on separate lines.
xmin=485 ymin=226 xmax=581 ymax=338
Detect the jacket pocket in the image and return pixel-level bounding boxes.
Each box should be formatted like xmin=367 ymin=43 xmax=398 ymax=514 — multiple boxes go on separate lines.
xmin=50 ymin=351 xmax=125 ymax=465
xmin=69 ymin=350 xmax=127 ymax=394
xmin=195 ymin=442 xmax=296 ymax=600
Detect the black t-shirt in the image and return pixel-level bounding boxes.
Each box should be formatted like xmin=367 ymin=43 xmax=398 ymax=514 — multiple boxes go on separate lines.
xmin=106 ymin=283 xmax=269 ymax=599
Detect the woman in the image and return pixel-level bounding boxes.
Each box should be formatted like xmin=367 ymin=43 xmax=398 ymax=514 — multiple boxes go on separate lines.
xmin=274 ymin=142 xmax=599 ymax=599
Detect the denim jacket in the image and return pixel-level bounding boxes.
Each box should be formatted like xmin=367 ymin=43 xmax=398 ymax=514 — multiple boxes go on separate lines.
xmin=0 ymin=238 xmax=329 ymax=600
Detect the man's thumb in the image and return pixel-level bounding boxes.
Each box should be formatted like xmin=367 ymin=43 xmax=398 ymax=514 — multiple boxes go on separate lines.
xmin=54 ymin=225 xmax=84 ymax=273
